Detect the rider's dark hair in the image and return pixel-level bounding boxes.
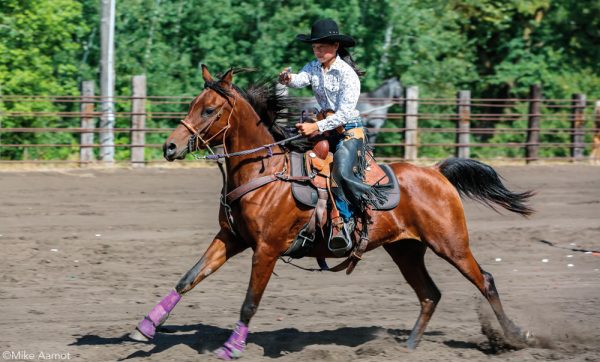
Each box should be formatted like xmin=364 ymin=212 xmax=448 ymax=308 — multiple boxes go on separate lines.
xmin=338 ymin=47 xmax=365 ymax=77
xmin=318 ymin=40 xmax=365 ymax=77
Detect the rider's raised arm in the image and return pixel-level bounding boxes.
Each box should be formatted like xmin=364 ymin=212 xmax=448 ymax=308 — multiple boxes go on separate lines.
xmin=316 ymin=69 xmax=360 ymax=133
xmin=287 ymin=62 xmax=313 ymax=88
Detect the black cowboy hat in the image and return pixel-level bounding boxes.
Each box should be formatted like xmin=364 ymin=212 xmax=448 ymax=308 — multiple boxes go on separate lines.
xmin=296 ymin=19 xmax=356 ymax=48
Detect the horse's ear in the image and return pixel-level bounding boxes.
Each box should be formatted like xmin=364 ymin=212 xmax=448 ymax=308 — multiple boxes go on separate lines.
xmin=201 ymin=64 xmax=213 ymax=82
xmin=220 ymin=68 xmax=234 ymax=88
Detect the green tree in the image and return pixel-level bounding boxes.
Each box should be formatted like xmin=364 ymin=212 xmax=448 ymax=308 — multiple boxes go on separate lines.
xmin=0 ymin=0 xmax=88 ymax=160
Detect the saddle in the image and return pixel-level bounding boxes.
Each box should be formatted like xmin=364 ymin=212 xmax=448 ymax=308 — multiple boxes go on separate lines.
xmin=281 ymin=109 xmax=400 ymax=273
xmin=283 ymin=149 xmax=400 ymax=260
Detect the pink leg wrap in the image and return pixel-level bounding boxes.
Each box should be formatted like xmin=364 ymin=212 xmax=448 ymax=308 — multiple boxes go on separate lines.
xmin=136 ymin=290 xmax=181 ymax=339
xmin=214 ymin=321 xmax=249 ymax=360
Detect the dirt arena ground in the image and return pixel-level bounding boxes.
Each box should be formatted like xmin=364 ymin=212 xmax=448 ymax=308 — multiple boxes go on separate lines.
xmin=1 ymin=164 xmax=599 ymax=362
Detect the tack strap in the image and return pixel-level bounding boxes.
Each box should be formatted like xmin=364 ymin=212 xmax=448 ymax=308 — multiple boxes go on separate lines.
xmin=226 ymin=173 xmax=313 ymax=204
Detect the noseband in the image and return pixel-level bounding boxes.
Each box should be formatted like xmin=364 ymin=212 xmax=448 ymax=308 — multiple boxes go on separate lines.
xmin=180 ymin=97 xmax=237 ymax=153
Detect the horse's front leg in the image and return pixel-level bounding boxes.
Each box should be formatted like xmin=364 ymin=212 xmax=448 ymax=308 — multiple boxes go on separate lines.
xmin=214 ymin=244 xmax=278 ymax=360
xmin=129 ymin=229 xmax=246 ymax=342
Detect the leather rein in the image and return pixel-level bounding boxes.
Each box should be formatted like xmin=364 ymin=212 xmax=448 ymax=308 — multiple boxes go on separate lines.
xmin=179 ymin=92 xmax=358 ymax=273
xmin=180 ymin=97 xmax=234 ymax=155
xmin=178 ymin=93 xmax=311 ymax=236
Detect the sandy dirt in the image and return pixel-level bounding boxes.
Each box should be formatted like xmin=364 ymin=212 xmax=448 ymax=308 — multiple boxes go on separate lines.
xmin=1 ymin=164 xmax=599 ymax=362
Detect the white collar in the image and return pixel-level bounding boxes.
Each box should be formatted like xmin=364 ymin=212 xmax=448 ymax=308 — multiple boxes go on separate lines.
xmin=318 ymin=55 xmax=342 ymax=72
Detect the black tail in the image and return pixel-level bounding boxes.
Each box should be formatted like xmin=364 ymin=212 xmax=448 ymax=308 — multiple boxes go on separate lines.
xmin=437 ymin=157 xmax=535 ymax=217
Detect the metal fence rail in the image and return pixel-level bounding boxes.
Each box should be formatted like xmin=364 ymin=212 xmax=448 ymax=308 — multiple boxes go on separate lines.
xmin=1 ymin=84 xmax=599 ymax=165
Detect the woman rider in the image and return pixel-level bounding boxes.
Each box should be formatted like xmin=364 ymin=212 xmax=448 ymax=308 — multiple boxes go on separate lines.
xmin=279 ymin=18 xmax=385 ymax=256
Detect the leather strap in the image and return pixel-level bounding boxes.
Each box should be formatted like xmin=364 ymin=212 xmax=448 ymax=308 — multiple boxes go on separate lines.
xmin=302 ymin=188 xmax=328 ymax=242
xmin=315 ymin=189 xmax=329 ymax=230
xmin=345 ymin=236 xmax=369 ymax=275
xmin=226 ymin=175 xmax=278 ymax=204
xmin=226 ymin=173 xmax=313 ymax=204
xmin=317 ymin=235 xmax=368 ymax=273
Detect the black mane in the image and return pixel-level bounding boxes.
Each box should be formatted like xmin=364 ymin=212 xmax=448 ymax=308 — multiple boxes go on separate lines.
xmin=204 ymin=71 xmax=312 ymax=152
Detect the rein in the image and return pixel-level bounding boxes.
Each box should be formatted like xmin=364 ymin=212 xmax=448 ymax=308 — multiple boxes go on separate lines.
xmin=179 ymin=89 xmax=349 ymax=273
xmin=191 ymin=134 xmax=302 ymax=161
xmin=178 ymin=91 xmax=307 ymax=240
xmin=179 ymin=94 xmax=302 ymax=161
xmin=181 ymin=97 xmax=234 ymax=156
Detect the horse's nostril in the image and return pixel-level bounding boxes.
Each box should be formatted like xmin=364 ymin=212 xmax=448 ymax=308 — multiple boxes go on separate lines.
xmin=167 ymin=143 xmax=177 ymax=151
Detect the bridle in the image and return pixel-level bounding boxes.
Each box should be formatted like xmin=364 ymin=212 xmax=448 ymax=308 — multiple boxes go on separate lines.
xmin=179 ymin=96 xmax=237 ymax=155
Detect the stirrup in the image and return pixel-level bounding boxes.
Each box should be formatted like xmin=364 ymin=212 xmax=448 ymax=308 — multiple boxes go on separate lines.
xmin=328 ymin=221 xmax=354 ymax=257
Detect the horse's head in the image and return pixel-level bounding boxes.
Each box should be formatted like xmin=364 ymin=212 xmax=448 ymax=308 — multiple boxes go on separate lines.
xmin=383 ymin=77 xmax=403 ymax=99
xmin=163 ymin=65 xmax=237 ymax=161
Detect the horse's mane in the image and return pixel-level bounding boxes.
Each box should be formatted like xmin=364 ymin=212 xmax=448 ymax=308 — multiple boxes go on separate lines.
xmin=204 ymin=70 xmax=312 ymax=152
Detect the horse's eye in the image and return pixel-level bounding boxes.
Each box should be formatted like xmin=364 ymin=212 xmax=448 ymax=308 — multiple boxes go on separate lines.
xmin=203 ymin=108 xmax=215 ymax=116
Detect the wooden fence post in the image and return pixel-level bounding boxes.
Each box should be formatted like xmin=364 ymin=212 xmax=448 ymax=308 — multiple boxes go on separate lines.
xmin=404 ymin=86 xmax=419 ymax=161
xmin=130 ymin=75 xmax=146 ymax=167
xmin=80 ymin=81 xmax=95 ymax=165
xmin=571 ymin=93 xmax=586 ymax=160
xmin=456 ymin=90 xmax=471 ymax=158
xmin=526 ymin=84 xmax=542 ymax=163
xmin=595 ymin=100 xmax=600 ymax=132
xmin=592 ymin=100 xmax=600 ymax=164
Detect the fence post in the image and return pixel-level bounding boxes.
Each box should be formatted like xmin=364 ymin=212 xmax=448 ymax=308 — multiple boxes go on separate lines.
xmin=99 ymin=0 xmax=116 ymax=163
xmin=404 ymin=86 xmax=419 ymax=161
xmin=571 ymin=93 xmax=586 ymax=161
xmin=593 ymin=100 xmax=600 ymax=163
xmin=455 ymin=90 xmax=471 ymax=158
xmin=595 ymin=101 xmax=600 ymax=131
xmin=80 ymin=81 xmax=95 ymax=165
xmin=526 ymin=85 xmax=542 ymax=163
xmin=130 ymin=75 xmax=146 ymax=167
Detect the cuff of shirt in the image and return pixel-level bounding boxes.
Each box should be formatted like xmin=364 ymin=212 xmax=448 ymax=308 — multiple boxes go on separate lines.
xmin=317 ymin=117 xmax=343 ymax=133
xmin=287 ymin=74 xmax=298 ymax=88
xmin=316 ymin=119 xmax=328 ymax=133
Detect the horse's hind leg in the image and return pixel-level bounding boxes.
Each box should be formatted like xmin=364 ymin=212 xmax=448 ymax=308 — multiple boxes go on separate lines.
xmin=430 ymin=238 xmax=527 ymax=345
xmin=130 ymin=229 xmax=246 ymax=342
xmin=384 ymin=240 xmax=441 ymax=349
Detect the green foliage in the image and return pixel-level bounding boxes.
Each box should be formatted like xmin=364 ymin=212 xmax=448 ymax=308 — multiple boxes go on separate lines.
xmin=0 ymin=0 xmax=88 ymax=159
xmin=1 ymin=0 xmax=598 ymax=161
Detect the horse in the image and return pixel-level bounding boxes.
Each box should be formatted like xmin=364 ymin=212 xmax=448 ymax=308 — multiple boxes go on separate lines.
xmin=356 ymin=77 xmax=403 ymax=144
xmin=129 ymin=66 xmax=535 ymax=360
xmin=300 ymin=77 xmax=403 ymax=145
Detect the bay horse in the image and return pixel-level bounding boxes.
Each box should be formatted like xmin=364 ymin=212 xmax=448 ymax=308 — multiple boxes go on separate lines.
xmin=129 ymin=66 xmax=534 ymax=360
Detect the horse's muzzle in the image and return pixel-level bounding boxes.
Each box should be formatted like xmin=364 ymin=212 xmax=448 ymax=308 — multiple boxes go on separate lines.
xmin=163 ymin=142 xmax=181 ymax=161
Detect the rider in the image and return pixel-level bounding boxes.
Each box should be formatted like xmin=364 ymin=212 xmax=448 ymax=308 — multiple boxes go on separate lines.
xmin=279 ymin=18 xmax=385 ymax=256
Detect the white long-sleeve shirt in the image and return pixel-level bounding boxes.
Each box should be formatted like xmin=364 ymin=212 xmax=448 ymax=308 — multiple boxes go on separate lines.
xmin=285 ymin=55 xmax=361 ymax=133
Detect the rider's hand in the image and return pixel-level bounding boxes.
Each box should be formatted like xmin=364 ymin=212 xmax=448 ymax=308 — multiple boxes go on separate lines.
xmin=278 ymin=67 xmax=292 ymax=85
xmin=295 ymin=122 xmax=319 ymax=137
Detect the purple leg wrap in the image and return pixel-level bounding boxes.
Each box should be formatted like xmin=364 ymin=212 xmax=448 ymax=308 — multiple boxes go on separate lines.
xmin=214 ymin=321 xmax=248 ymax=360
xmin=136 ymin=290 xmax=181 ymax=339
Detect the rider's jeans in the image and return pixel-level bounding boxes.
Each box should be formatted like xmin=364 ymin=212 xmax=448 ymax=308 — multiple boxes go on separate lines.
xmin=333 ymin=120 xmax=364 ymax=222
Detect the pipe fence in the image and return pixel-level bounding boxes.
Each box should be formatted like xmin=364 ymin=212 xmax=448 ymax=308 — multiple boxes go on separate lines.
xmin=1 ymin=81 xmax=599 ymax=165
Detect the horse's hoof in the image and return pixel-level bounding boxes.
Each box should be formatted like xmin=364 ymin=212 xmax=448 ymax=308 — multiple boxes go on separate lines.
xmin=214 ymin=345 xmax=243 ymax=360
xmin=128 ymin=328 xmax=151 ymax=342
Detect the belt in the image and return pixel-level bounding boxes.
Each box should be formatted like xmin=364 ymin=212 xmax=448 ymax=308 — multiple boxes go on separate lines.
xmin=344 ymin=121 xmax=363 ymax=130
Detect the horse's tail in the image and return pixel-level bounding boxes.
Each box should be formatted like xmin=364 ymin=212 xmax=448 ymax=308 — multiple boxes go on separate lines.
xmin=436 ymin=157 xmax=535 ymax=217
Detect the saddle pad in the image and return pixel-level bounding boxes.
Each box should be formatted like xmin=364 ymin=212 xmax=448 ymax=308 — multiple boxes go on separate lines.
xmin=291 ymin=152 xmax=319 ymax=207
xmin=290 ymin=152 xmax=400 ymax=210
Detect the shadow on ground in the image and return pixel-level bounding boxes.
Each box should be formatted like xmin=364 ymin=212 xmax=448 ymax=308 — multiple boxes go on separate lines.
xmin=71 ymin=324 xmax=444 ymax=359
